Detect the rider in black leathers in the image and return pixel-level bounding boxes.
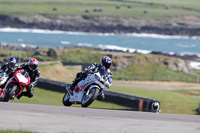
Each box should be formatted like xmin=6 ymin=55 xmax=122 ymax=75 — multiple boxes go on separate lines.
xmin=68 ymin=56 xmax=113 ymax=100
xmin=0 ymin=57 xmax=18 ymax=89
xmin=16 ymin=58 xmax=40 ymax=100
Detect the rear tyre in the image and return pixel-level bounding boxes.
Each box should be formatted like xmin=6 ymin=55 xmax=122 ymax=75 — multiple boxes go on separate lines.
xmin=2 ymin=84 xmax=18 ymax=102
xmin=62 ymin=92 xmax=72 ymax=106
xmin=81 ymin=87 xmax=99 ymax=108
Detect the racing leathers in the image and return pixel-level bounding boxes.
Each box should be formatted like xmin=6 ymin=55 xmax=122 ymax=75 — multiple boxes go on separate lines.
xmin=16 ymin=63 xmax=40 ymax=99
xmin=68 ymin=63 xmax=112 ymax=99
xmin=0 ymin=63 xmax=18 ymax=88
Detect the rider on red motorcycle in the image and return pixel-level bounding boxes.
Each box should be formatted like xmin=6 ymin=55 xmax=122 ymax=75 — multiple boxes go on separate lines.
xmin=68 ymin=56 xmax=112 ymax=100
xmin=16 ymin=58 xmax=40 ymax=100
xmin=0 ymin=57 xmax=18 ymax=89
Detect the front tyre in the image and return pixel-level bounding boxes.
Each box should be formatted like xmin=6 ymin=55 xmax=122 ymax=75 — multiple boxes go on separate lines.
xmin=2 ymin=84 xmax=18 ymax=102
xmin=81 ymin=87 xmax=100 ymax=108
xmin=62 ymin=92 xmax=72 ymax=106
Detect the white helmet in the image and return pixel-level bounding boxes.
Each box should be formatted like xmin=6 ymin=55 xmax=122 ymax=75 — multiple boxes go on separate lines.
xmin=28 ymin=58 xmax=38 ymax=71
xmin=152 ymin=101 xmax=160 ymax=113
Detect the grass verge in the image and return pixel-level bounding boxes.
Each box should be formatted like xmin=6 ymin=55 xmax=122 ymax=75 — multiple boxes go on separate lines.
xmin=12 ymin=87 xmax=131 ymax=110
xmin=0 ymin=0 xmax=199 ymax=21
xmin=0 ymin=130 xmax=36 ymax=133
xmin=11 ymin=85 xmax=200 ymax=115
xmin=110 ymin=85 xmax=200 ymax=115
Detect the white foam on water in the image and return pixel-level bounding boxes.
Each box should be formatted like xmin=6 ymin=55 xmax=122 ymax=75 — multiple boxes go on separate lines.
xmin=97 ymin=44 xmax=152 ymax=54
xmin=18 ymin=38 xmax=24 ymax=42
xmin=77 ymin=43 xmax=93 ymax=47
xmin=1 ymin=27 xmax=200 ymax=39
xmin=127 ymin=33 xmax=200 ymax=40
xmin=0 ymin=27 xmax=115 ymax=36
xmin=176 ymin=44 xmax=196 ymax=48
xmin=190 ymin=61 xmax=200 ymax=70
xmin=61 ymin=41 xmax=71 ymax=45
xmin=0 ymin=27 xmax=200 ymax=56
xmin=0 ymin=27 xmax=65 ymax=34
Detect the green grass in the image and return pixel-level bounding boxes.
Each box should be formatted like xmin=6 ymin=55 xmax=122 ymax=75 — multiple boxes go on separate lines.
xmin=0 ymin=50 xmax=33 ymax=60
xmin=0 ymin=130 xmax=36 ymax=133
xmin=112 ymin=53 xmax=200 ymax=83
xmin=113 ymin=63 xmax=200 ymax=82
xmin=12 ymin=87 xmax=130 ymax=110
xmin=110 ymin=85 xmax=200 ymax=115
xmin=10 ymin=85 xmax=200 ymax=115
xmin=135 ymin=0 xmax=200 ymax=9
xmin=0 ymin=49 xmax=57 ymax=61
xmin=2 ymin=47 xmax=200 ymax=83
xmin=61 ymin=48 xmax=103 ymax=63
xmin=0 ymin=0 xmax=199 ymax=21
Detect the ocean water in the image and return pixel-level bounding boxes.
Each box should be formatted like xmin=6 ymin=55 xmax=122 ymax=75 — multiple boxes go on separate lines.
xmin=0 ymin=27 xmax=200 ymax=56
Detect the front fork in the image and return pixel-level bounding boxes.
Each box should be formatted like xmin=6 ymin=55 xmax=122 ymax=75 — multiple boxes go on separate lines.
xmin=85 ymin=85 xmax=102 ymax=96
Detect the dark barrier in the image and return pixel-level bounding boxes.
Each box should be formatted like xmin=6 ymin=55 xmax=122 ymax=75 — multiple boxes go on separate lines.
xmin=62 ymin=62 xmax=91 ymax=71
xmin=36 ymin=78 xmax=158 ymax=112
xmin=104 ymin=90 xmax=157 ymax=111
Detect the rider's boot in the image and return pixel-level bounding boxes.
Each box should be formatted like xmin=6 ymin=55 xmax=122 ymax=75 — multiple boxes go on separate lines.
xmin=67 ymin=77 xmax=81 ymax=95
xmin=67 ymin=84 xmax=74 ymax=95
xmin=97 ymin=91 xmax=105 ymax=100
xmin=16 ymin=93 xmax=23 ymax=100
xmin=0 ymin=83 xmax=5 ymax=89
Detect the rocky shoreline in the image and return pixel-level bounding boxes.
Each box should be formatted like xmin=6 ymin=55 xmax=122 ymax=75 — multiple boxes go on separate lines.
xmin=1 ymin=43 xmax=200 ymax=75
xmin=1 ymin=43 xmax=200 ymax=62
xmin=0 ymin=14 xmax=200 ymax=36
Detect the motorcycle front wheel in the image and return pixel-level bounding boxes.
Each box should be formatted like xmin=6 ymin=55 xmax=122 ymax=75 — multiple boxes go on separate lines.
xmin=62 ymin=92 xmax=72 ymax=106
xmin=2 ymin=84 xmax=18 ymax=102
xmin=81 ymin=87 xmax=100 ymax=108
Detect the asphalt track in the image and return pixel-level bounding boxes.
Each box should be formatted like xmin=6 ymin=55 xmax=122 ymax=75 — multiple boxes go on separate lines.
xmin=0 ymin=102 xmax=200 ymax=133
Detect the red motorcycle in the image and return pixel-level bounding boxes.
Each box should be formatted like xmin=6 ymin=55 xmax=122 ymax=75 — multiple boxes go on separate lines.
xmin=0 ymin=70 xmax=30 ymax=102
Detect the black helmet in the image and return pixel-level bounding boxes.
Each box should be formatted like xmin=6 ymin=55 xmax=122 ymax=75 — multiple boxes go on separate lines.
xmin=101 ymin=56 xmax=112 ymax=69
xmin=8 ymin=57 xmax=16 ymax=70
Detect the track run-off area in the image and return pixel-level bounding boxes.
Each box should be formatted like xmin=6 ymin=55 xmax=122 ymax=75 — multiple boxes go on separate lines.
xmin=0 ymin=102 xmax=200 ymax=133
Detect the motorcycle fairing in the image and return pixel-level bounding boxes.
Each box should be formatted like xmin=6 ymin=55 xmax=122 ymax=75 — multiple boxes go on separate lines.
xmin=14 ymin=70 xmax=30 ymax=86
xmin=68 ymin=72 xmax=110 ymax=103
xmin=2 ymin=70 xmax=30 ymax=99
xmin=69 ymin=80 xmax=93 ymax=103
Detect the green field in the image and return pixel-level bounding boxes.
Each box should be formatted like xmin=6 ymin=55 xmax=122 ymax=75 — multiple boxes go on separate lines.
xmin=11 ymin=86 xmax=200 ymax=115
xmin=111 ymin=85 xmax=200 ymax=115
xmin=12 ymin=87 xmax=131 ymax=110
xmin=1 ymin=48 xmax=200 ymax=115
xmin=0 ymin=0 xmax=200 ymax=22
xmin=0 ymin=130 xmax=36 ymax=133
xmin=1 ymin=48 xmax=200 ymax=83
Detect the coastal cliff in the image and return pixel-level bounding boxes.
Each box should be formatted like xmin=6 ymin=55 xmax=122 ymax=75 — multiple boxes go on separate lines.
xmin=0 ymin=14 xmax=200 ymax=36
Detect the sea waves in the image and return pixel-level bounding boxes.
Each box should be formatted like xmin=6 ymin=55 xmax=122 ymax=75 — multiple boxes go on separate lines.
xmin=0 ymin=27 xmax=199 ymax=39
xmin=0 ymin=27 xmax=200 ymax=56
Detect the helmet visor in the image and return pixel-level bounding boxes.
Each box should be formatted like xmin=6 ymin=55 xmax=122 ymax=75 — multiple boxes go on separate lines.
xmin=104 ymin=63 xmax=111 ymax=69
xmin=8 ymin=63 xmax=15 ymax=69
xmin=29 ymin=64 xmax=37 ymax=70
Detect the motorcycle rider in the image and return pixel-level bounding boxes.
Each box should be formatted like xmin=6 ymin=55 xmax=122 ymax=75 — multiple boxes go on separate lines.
xmin=0 ymin=57 xmax=18 ymax=89
xmin=16 ymin=58 xmax=40 ymax=100
xmin=67 ymin=56 xmax=113 ymax=100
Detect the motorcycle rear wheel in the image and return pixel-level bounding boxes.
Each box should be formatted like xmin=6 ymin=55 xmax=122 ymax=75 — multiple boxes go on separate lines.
xmin=62 ymin=92 xmax=72 ymax=106
xmin=2 ymin=84 xmax=18 ymax=102
xmin=81 ymin=87 xmax=100 ymax=108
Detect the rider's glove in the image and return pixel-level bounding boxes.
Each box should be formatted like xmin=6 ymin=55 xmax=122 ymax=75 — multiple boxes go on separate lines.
xmin=104 ymin=82 xmax=111 ymax=88
xmin=110 ymin=72 xmax=113 ymax=76
xmin=30 ymin=82 xmax=36 ymax=87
